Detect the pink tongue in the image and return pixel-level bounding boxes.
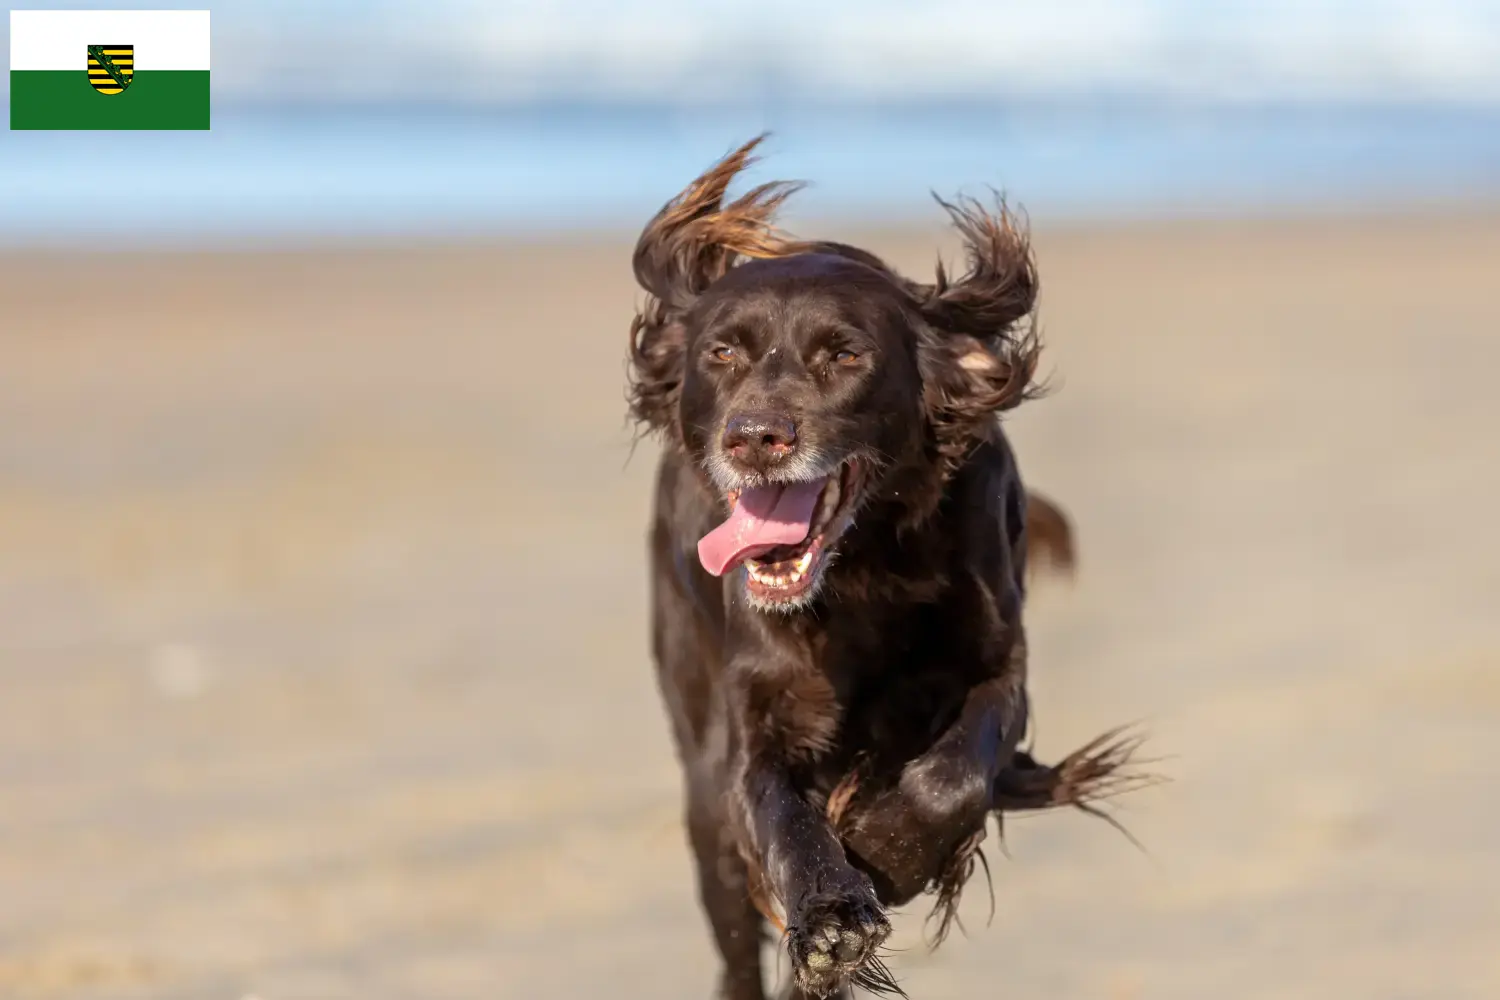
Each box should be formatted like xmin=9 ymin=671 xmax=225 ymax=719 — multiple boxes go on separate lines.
xmin=697 ymin=479 xmax=827 ymax=577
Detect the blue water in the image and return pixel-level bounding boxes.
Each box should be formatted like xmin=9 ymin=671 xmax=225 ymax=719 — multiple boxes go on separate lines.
xmin=3 ymin=103 xmax=1499 ymax=246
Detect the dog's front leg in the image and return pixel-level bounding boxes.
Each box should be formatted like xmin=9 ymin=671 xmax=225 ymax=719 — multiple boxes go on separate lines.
xmin=731 ymin=678 xmax=892 ymax=999
xmin=834 ymin=648 xmax=1029 ymax=908
xmin=898 ymin=667 xmax=1028 ymax=827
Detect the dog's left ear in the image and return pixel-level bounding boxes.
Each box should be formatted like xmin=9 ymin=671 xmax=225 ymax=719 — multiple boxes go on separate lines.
xmin=913 ymin=194 xmax=1043 ymax=476
xmin=627 ymin=134 xmax=806 ymax=438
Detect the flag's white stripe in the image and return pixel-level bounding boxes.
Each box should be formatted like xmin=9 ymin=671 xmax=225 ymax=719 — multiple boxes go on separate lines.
xmin=9 ymin=10 xmax=210 ymax=71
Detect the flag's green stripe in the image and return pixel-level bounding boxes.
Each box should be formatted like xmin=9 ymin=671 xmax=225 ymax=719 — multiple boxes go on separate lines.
xmin=10 ymin=70 xmax=209 ymax=130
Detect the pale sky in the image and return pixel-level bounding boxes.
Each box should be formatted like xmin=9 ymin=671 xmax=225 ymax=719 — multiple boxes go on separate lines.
xmin=5 ymin=0 xmax=1500 ymax=104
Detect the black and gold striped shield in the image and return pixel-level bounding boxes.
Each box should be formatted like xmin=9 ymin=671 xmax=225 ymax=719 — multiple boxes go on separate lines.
xmin=86 ymin=44 xmax=134 ymax=95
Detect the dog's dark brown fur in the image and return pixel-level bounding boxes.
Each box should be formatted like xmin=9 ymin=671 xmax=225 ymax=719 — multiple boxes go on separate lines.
xmin=628 ymin=136 xmax=1142 ymax=999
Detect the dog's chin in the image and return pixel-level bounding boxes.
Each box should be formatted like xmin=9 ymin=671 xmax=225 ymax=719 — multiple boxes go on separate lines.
xmin=734 ymin=459 xmax=866 ymax=614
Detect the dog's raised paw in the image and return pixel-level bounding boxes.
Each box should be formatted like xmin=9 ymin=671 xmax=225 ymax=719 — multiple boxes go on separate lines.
xmin=787 ymin=888 xmax=894 ymax=997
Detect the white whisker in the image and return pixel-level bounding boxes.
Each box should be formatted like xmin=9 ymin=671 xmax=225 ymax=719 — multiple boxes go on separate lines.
xmin=703 ymin=446 xmax=837 ymax=492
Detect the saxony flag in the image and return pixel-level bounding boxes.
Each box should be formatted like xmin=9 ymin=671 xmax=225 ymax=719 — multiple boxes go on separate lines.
xmin=10 ymin=10 xmax=210 ymax=130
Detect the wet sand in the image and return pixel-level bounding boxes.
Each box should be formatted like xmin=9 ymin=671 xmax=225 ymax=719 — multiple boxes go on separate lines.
xmin=1 ymin=212 xmax=1498 ymax=999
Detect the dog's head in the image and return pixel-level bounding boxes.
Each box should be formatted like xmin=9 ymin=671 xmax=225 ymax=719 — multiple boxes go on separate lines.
xmin=628 ymin=135 xmax=1041 ymax=611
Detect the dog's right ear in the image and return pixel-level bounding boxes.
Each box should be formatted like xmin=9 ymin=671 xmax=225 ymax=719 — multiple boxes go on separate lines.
xmin=912 ymin=194 xmax=1043 ymax=478
xmin=627 ymin=134 xmax=805 ymax=437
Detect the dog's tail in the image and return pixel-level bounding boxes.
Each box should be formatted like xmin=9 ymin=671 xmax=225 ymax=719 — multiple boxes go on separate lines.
xmin=1025 ymin=488 xmax=1076 ymax=579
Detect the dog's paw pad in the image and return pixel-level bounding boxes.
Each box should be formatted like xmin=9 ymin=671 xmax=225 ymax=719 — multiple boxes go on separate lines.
xmin=787 ymin=892 xmax=892 ymax=997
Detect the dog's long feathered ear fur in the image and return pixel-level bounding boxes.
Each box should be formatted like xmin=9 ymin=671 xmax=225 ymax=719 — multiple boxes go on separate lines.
xmin=627 ymin=134 xmax=807 ymax=436
xmin=913 ymin=194 xmax=1043 ymax=478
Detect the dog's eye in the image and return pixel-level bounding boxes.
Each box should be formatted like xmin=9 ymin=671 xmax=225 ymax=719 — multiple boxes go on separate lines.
xmin=710 ymin=346 xmax=737 ymax=363
xmin=833 ymin=349 xmax=859 ymax=365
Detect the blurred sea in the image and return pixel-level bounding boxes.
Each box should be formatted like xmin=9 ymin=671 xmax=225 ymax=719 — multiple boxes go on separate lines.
xmin=4 ymin=101 xmax=1499 ymax=247
xmin=6 ymin=0 xmax=1500 ymax=243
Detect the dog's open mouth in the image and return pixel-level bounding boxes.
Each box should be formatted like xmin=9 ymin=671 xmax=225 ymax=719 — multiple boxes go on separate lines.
xmin=697 ymin=461 xmax=863 ymax=604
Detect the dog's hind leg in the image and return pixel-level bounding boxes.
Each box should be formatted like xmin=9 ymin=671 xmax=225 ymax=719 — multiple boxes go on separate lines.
xmin=688 ymin=792 xmax=768 ymax=1000
xmin=991 ymin=727 xmax=1155 ymax=819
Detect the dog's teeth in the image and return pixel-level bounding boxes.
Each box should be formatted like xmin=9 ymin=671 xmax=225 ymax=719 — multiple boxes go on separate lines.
xmin=745 ymin=545 xmax=820 ymax=593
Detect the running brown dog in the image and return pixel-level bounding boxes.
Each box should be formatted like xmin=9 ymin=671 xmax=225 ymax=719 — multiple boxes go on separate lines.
xmin=628 ymin=136 xmax=1141 ymax=999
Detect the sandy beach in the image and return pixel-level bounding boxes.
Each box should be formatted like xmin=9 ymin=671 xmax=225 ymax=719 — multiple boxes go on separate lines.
xmin=1 ymin=211 xmax=1498 ymax=1000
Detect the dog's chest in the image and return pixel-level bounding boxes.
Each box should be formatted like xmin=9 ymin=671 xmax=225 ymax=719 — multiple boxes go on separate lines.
xmin=801 ymin=615 xmax=982 ymax=775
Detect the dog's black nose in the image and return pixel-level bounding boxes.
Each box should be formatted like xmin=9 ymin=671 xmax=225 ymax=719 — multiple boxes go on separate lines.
xmin=722 ymin=412 xmax=798 ymax=472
